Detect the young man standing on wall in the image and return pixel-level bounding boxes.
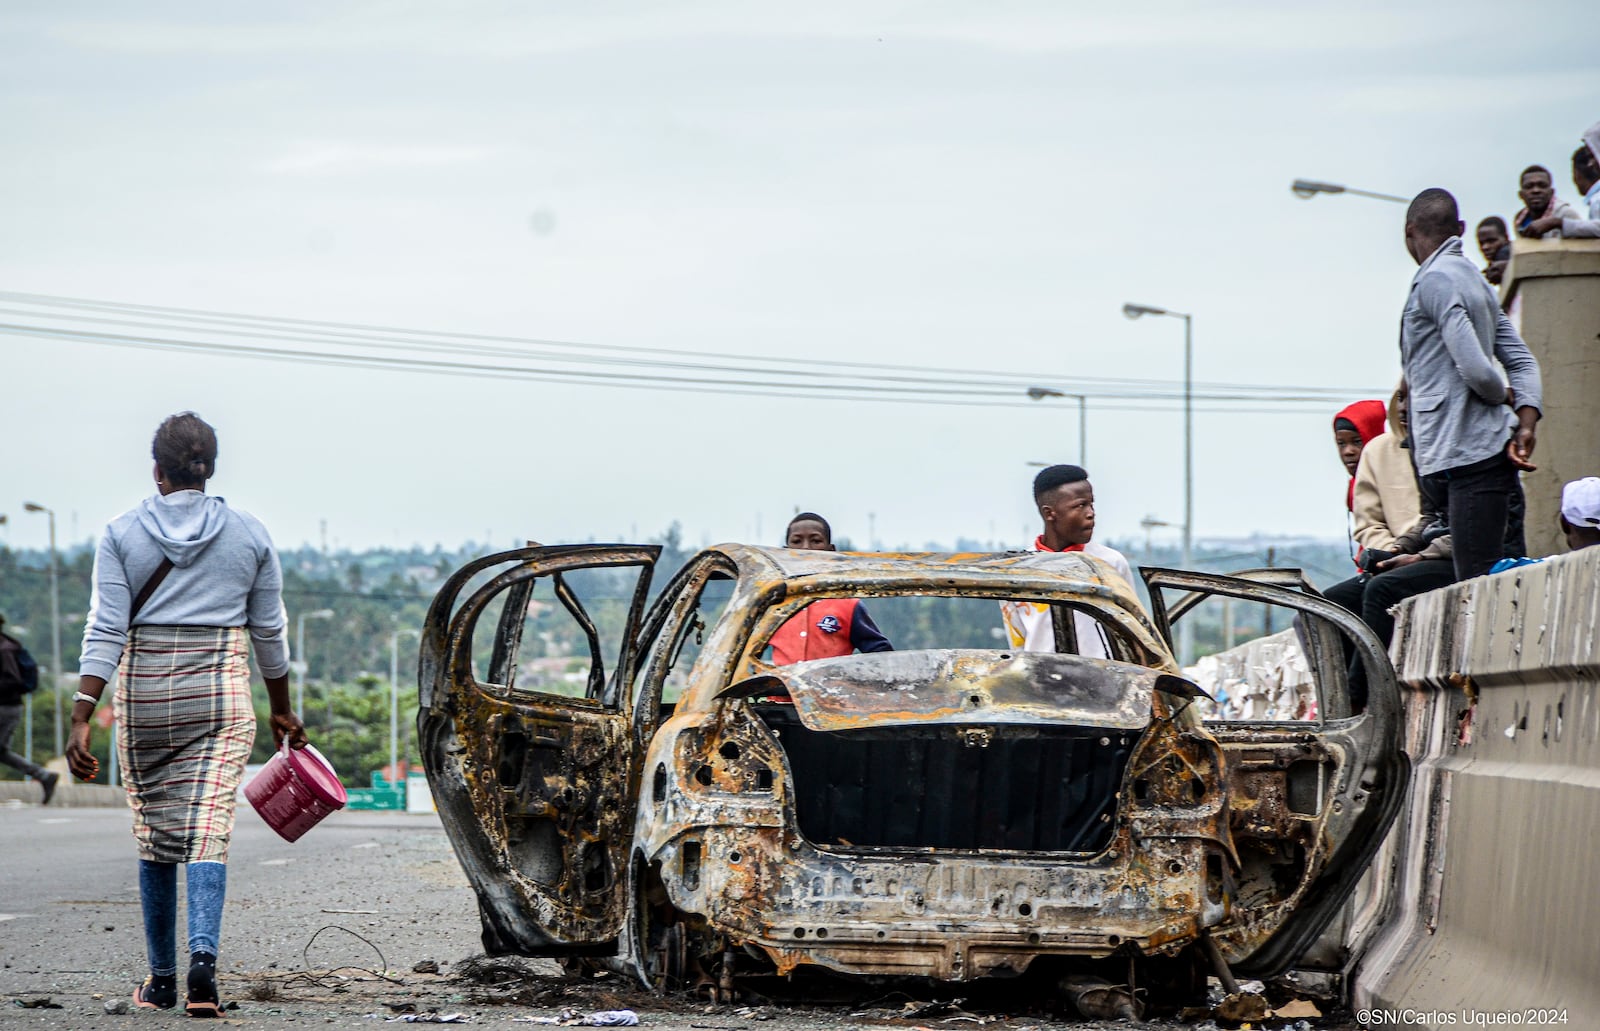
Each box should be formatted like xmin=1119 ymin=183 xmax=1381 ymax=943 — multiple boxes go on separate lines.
xmin=1002 ymin=465 xmax=1137 ymax=660
xmin=1400 ymin=188 xmax=1544 ymax=581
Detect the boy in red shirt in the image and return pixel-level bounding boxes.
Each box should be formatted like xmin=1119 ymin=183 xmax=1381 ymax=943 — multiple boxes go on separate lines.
xmin=770 ymin=513 xmax=893 ymax=664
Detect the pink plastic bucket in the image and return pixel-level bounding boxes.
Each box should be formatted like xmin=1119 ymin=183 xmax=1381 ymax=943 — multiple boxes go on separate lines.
xmin=244 ymin=743 xmax=347 ymax=842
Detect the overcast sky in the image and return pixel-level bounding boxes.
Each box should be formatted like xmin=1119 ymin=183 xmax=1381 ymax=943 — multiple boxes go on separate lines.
xmin=3 ymin=2 xmax=1595 ymax=556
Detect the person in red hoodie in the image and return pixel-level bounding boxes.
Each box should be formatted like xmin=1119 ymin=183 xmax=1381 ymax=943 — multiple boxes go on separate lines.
xmin=769 ymin=513 xmax=893 ymax=665
xmin=1322 ymin=398 xmax=1392 ymax=618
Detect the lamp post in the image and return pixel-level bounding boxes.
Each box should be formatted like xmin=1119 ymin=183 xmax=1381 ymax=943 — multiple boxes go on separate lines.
xmin=1290 ymin=179 xmax=1407 ymax=204
xmin=1121 ymin=304 xmax=1194 ymax=665
xmin=1139 ymin=515 xmax=1174 ymax=563
xmin=388 ymin=627 xmax=421 ymax=785
xmin=294 ymin=609 xmax=335 ymax=715
xmin=23 ymin=503 xmax=64 ymax=767
xmin=1025 ymin=387 xmax=1088 ymax=465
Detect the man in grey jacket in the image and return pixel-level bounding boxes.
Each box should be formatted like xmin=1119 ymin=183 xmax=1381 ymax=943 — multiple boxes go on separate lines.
xmin=1401 ymin=188 xmax=1543 ymax=581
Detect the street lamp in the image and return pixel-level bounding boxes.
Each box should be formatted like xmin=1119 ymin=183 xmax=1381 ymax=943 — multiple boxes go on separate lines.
xmin=23 ymin=502 xmax=64 ymax=769
xmin=1139 ymin=516 xmax=1175 ymax=562
xmin=389 ymin=627 xmax=421 ymax=786
xmin=1121 ymin=304 xmax=1195 ymax=665
xmin=294 ymin=609 xmax=335 ymax=715
xmin=1290 ymin=179 xmax=1408 ymax=204
xmin=1025 ymin=387 xmax=1088 ymax=466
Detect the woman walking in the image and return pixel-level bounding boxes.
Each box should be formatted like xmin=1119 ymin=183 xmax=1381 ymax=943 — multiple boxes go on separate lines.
xmin=65 ymin=412 xmax=307 ymax=1016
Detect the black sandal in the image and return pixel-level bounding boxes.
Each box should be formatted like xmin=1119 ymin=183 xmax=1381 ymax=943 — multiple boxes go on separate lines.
xmin=133 ymin=975 xmax=177 ymax=1010
xmin=185 ymin=955 xmax=222 ymax=1018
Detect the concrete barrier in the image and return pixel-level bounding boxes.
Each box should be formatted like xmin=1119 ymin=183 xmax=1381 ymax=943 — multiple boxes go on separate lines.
xmin=1350 ymin=547 xmax=1600 ymax=1029
xmin=0 ymin=780 xmax=126 ymax=807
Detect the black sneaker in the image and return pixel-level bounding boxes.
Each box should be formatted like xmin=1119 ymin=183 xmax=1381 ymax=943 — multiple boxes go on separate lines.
xmin=133 ymin=975 xmax=177 ymax=1010
xmin=39 ymin=771 xmax=59 ymax=806
xmin=186 ymin=954 xmax=221 ymax=1018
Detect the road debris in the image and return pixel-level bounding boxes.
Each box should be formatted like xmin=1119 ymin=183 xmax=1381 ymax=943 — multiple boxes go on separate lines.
xmin=515 ymin=1009 xmax=640 ymax=1027
xmin=414 ymin=959 xmax=442 ymax=974
xmin=1272 ymin=998 xmax=1322 ymax=1018
xmin=378 ymin=1013 xmax=469 ymax=1024
xmin=1058 ymin=973 xmax=1142 ymax=1020
xmin=11 ymin=997 xmax=63 ymax=1009
xmin=1215 ymin=990 xmax=1270 ymax=1023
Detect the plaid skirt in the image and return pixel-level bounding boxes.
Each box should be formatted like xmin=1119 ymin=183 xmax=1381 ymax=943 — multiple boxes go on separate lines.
xmin=115 ymin=625 xmax=256 ymax=864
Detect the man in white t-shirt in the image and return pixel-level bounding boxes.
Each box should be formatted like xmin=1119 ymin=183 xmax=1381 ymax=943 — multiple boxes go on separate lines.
xmin=1001 ymin=464 xmax=1136 ymax=659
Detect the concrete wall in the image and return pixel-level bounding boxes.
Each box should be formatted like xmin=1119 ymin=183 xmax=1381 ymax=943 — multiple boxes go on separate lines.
xmin=1501 ymin=239 xmax=1600 ymax=559
xmin=1350 ymin=547 xmax=1600 ymax=1030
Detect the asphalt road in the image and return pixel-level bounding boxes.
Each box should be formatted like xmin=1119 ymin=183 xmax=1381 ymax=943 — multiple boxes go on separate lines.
xmin=2 ymin=801 xmax=491 ymax=1028
xmin=0 ymin=800 xmax=1355 ymax=1030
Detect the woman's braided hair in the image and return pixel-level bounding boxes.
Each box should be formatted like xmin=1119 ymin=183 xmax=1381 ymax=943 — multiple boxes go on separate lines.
xmin=151 ymin=412 xmax=218 ymax=488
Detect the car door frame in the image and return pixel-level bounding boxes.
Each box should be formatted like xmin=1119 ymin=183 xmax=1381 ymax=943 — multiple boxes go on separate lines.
xmin=417 ymin=543 xmax=661 ymax=956
xmin=1138 ymin=565 xmax=1411 ymax=977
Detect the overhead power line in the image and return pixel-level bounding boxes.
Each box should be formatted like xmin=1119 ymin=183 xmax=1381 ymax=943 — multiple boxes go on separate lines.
xmin=0 ymin=290 xmax=1390 ymax=411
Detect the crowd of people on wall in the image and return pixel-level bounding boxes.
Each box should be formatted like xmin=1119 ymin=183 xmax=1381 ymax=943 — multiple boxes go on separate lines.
xmin=1476 ymin=120 xmax=1600 ymax=284
xmin=1320 ymin=117 xmax=1600 ymax=704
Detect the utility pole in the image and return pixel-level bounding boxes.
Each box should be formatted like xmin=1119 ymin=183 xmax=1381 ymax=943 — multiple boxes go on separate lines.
xmin=1121 ymin=304 xmax=1194 ymax=664
xmin=1140 ymin=516 xmax=1174 ymax=564
xmin=294 ymin=608 xmax=335 ymax=716
xmin=390 ymin=627 xmax=421 ymax=784
xmin=1263 ymin=546 xmax=1277 ymax=636
xmin=1024 ymin=388 xmax=1088 ymax=466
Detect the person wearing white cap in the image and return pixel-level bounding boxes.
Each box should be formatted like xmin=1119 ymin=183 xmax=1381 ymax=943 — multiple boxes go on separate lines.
xmin=1560 ymin=477 xmax=1600 ymax=551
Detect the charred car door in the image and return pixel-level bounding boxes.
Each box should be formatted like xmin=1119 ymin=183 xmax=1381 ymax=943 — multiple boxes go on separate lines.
xmin=1139 ymin=567 xmax=1409 ymax=978
xmin=418 ymin=545 xmax=660 ymax=956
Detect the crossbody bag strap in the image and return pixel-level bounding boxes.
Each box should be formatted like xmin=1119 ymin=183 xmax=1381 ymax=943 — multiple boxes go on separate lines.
xmin=130 ymin=557 xmax=176 ymax=620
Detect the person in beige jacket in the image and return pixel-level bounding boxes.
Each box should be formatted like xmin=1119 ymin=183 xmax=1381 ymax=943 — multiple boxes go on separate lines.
xmin=1323 ymin=383 xmax=1441 ymax=711
xmin=1351 ymin=383 xmax=1424 ymax=563
xmin=1325 ymin=384 xmax=1423 ymax=619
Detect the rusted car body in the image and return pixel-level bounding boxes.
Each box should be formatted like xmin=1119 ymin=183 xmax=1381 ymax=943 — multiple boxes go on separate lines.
xmin=419 ymin=545 xmax=1405 ymax=994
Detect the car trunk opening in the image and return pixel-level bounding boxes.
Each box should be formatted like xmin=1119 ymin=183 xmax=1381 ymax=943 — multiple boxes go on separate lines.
xmin=742 ymin=650 xmax=1170 ymax=853
xmin=758 ymin=704 xmax=1135 ymax=852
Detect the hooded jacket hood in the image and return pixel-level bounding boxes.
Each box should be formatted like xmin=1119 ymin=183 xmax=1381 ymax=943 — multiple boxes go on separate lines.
xmin=1335 ymin=399 xmax=1388 ymax=448
xmin=1585 ymin=120 xmax=1600 ymax=168
xmin=135 ymin=491 xmax=231 ymax=568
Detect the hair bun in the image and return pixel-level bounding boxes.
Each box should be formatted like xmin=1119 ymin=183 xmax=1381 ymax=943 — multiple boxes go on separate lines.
xmin=151 ymin=412 xmax=219 ymax=489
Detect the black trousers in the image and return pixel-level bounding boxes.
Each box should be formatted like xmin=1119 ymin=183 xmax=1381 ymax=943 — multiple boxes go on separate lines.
xmin=1361 ymin=559 xmax=1458 ymax=646
xmin=1420 ymin=452 xmax=1526 ymax=581
xmin=1338 ymin=559 xmax=1456 ymax=711
xmin=1324 ymin=574 xmax=1367 ymax=616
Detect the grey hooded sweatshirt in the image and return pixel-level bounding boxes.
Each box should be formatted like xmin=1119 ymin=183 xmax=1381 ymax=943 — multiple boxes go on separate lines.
xmin=79 ymin=491 xmax=290 ymax=682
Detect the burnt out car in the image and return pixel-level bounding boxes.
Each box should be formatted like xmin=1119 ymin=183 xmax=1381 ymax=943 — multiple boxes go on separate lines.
xmin=418 ymin=545 xmax=1405 ymax=997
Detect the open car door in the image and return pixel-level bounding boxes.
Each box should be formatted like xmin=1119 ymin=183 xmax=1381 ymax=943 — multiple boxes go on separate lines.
xmin=1139 ymin=566 xmax=1409 ymax=978
xmin=418 ymin=544 xmax=660 ymax=956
